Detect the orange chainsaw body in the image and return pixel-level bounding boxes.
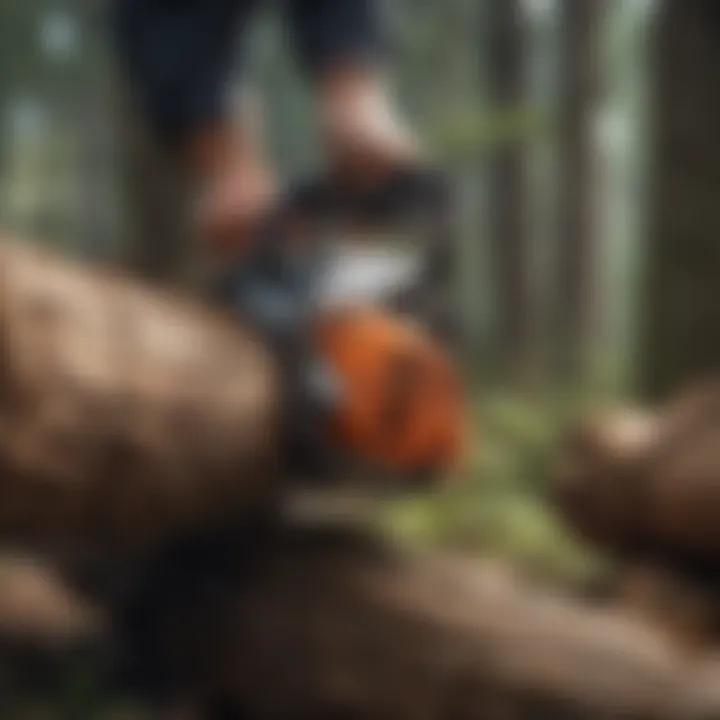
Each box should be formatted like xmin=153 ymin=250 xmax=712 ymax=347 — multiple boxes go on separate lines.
xmin=314 ymin=307 xmax=467 ymax=478
xmin=222 ymin=171 xmax=469 ymax=483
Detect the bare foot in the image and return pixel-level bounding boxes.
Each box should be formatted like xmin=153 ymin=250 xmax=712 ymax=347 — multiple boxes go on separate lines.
xmin=186 ymin=116 xmax=278 ymax=260
xmin=196 ymin=160 xmax=277 ymax=258
xmin=320 ymin=68 xmax=425 ymax=189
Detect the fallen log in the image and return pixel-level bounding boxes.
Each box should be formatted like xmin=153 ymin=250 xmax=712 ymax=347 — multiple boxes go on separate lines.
xmin=109 ymin=521 xmax=720 ymax=720
xmin=0 ymin=523 xmax=719 ymax=719
xmin=6 ymin=237 xmax=720 ymax=718
xmin=0 ymin=553 xmax=104 ymax=647
xmin=0 ymin=238 xmax=281 ymax=551
xmin=552 ymin=381 xmax=720 ymax=566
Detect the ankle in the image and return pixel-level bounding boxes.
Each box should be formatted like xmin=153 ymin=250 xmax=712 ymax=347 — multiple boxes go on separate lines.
xmin=319 ymin=67 xmax=423 ymax=182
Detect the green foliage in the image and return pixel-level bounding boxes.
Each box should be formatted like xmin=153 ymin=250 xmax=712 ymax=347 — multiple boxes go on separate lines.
xmin=430 ymin=104 xmax=551 ymax=162
xmin=378 ymin=388 xmax=612 ymax=586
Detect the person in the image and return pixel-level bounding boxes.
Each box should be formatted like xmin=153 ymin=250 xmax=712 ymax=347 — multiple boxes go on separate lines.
xmin=113 ymin=0 xmax=425 ymax=259
xmin=112 ymin=0 xmax=465 ymax=494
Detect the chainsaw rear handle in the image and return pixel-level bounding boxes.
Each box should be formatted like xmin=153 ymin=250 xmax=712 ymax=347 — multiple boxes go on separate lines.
xmin=222 ymin=165 xmax=446 ymax=253
xmin=213 ymin=165 xmax=459 ymax=348
xmin=273 ymin=167 xmax=458 ymax=332
xmin=282 ymin=167 xmax=453 ymax=228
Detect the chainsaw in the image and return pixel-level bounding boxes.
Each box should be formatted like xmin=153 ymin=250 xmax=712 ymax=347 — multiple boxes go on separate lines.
xmin=213 ymin=168 xmax=467 ymax=490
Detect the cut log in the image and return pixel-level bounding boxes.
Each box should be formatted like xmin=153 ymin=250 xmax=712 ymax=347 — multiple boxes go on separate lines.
xmin=0 ymin=524 xmax=719 ymax=718
xmin=0 ymin=238 xmax=281 ymax=551
xmin=0 ymin=552 xmax=104 ymax=647
xmin=552 ymin=381 xmax=720 ymax=565
xmin=111 ymin=522 xmax=720 ymax=719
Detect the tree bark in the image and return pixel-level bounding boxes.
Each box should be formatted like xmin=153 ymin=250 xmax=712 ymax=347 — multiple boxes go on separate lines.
xmin=485 ymin=0 xmax=534 ymax=380
xmin=0 ymin=238 xmax=280 ymax=552
xmin=553 ymin=0 xmax=603 ymax=380
xmin=639 ymin=0 xmax=720 ymax=400
xmin=1 ymin=522 xmax=720 ymax=718
xmin=553 ymin=379 xmax=720 ymax=567
xmin=110 ymin=521 xmax=720 ymax=720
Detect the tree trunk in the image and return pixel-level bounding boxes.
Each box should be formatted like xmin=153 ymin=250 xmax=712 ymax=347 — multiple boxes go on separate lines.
xmin=639 ymin=0 xmax=720 ymax=401
xmin=485 ymin=0 xmax=534 ymax=381
xmin=75 ymin=0 xmax=120 ymax=262
xmin=118 ymin=92 xmax=195 ymax=285
xmin=553 ymin=0 xmax=603 ymax=380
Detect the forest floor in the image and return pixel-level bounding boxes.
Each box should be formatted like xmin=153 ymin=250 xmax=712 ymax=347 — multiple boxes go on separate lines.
xmin=378 ymin=387 xmax=617 ymax=588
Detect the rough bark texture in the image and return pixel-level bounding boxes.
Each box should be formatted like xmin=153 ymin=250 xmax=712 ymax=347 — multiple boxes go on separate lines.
xmin=95 ymin=523 xmax=720 ymax=719
xmin=553 ymin=380 xmax=720 ymax=567
xmin=0 ymin=238 xmax=281 ymax=552
xmin=640 ymin=1 xmax=720 ymax=400
xmin=0 ymin=553 xmax=105 ymax=647
xmin=2 ymin=525 xmax=720 ymax=720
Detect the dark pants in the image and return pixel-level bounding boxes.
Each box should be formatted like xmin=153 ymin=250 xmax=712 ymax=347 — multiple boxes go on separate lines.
xmin=113 ymin=0 xmax=390 ymax=146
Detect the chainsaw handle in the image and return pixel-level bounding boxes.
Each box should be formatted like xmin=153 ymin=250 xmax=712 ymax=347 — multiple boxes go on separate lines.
xmin=214 ymin=166 xmax=459 ymax=348
xmin=235 ymin=166 xmax=454 ymax=288
xmin=264 ymin=167 xmax=457 ymax=292
xmin=278 ymin=167 xmax=454 ymax=230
